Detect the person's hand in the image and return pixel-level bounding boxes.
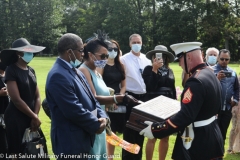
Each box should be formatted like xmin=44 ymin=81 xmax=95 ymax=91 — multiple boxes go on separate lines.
xmin=96 ymin=118 xmax=107 ymax=134
xmin=105 ymin=119 xmax=112 ymax=136
xmin=30 ymin=114 xmax=41 ymax=131
xmin=230 ymin=100 xmax=237 ymax=107
xmin=113 ymin=103 xmax=118 ymax=110
xmin=152 ymin=58 xmax=163 ymax=73
xmin=139 ymin=121 xmax=154 ymax=139
xmin=0 ymin=87 xmax=8 ymax=96
xmin=123 ymin=94 xmax=141 ymax=106
xmin=217 ymin=70 xmax=226 ymax=80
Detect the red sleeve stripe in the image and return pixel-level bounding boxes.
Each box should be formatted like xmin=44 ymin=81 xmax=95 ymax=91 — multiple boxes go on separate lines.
xmin=167 ymin=119 xmax=177 ymax=128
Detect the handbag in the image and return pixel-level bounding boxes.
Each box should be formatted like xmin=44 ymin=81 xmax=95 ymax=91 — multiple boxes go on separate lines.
xmin=41 ymin=98 xmax=51 ymax=119
xmin=21 ymin=128 xmax=50 ymax=160
xmin=0 ymin=114 xmax=5 ymax=129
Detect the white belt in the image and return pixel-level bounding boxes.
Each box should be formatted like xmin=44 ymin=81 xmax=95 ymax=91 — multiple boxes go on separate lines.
xmin=194 ymin=116 xmax=216 ymax=127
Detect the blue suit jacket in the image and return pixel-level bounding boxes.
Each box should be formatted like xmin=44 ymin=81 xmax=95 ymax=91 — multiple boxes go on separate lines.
xmin=46 ymin=58 xmax=108 ymax=156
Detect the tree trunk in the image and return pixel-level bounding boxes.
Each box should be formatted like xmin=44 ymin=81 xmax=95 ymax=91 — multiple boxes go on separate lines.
xmin=152 ymin=0 xmax=157 ymax=46
xmin=224 ymin=38 xmax=229 ymax=50
xmin=238 ymin=35 xmax=240 ymax=61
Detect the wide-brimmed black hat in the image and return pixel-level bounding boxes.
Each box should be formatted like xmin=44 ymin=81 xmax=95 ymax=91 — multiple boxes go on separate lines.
xmin=146 ymin=45 xmax=175 ymax=63
xmin=0 ymin=38 xmax=45 ymax=66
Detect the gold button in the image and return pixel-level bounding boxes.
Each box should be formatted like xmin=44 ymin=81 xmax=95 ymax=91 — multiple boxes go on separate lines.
xmin=163 ymin=124 xmax=166 ymax=127
xmin=157 ymin=126 xmax=159 ymax=128
xmin=152 ymin=127 xmax=154 ymax=129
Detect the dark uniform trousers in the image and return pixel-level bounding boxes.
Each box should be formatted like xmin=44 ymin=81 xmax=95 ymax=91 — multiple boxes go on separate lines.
xmin=217 ymin=108 xmax=232 ymax=145
xmin=122 ymin=92 xmax=146 ymax=160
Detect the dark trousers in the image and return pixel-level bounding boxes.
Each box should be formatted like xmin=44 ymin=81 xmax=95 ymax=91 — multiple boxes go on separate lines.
xmin=217 ymin=109 xmax=232 ymax=147
xmin=122 ymin=92 xmax=146 ymax=160
xmin=0 ymin=127 xmax=8 ymax=160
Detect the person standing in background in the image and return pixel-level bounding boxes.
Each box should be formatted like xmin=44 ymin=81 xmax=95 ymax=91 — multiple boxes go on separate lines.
xmin=0 ymin=38 xmax=44 ymax=158
xmin=212 ymin=49 xmax=239 ymax=149
xmin=0 ymin=61 xmax=9 ymax=159
xmin=143 ymin=45 xmax=176 ymax=160
xmin=120 ymin=33 xmax=151 ymax=160
xmin=227 ymin=75 xmax=240 ymax=154
xmin=97 ymin=39 xmax=126 ymax=159
xmin=205 ymin=47 xmax=219 ymax=66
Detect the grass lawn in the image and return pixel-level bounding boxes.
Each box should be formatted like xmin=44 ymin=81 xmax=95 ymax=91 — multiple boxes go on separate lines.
xmin=29 ymin=57 xmax=240 ymax=160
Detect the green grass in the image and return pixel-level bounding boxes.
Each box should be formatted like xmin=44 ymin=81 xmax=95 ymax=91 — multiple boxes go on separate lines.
xmin=29 ymin=57 xmax=240 ymax=160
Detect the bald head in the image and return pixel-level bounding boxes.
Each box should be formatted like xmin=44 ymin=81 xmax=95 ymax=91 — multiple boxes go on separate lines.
xmin=187 ymin=49 xmax=204 ymax=70
xmin=179 ymin=49 xmax=203 ymax=72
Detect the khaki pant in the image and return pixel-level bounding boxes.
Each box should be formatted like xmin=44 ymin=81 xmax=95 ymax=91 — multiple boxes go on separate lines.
xmin=229 ymin=104 xmax=240 ymax=152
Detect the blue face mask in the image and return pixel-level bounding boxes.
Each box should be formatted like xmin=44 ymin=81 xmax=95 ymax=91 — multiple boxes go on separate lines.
xmin=131 ymin=44 xmax=142 ymax=53
xmin=21 ymin=52 xmax=33 ymax=63
xmin=69 ymin=50 xmax=81 ymax=68
xmin=207 ymin=56 xmax=217 ymax=65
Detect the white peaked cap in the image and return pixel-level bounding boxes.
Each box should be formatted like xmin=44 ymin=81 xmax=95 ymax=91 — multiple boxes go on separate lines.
xmin=170 ymin=42 xmax=202 ymax=61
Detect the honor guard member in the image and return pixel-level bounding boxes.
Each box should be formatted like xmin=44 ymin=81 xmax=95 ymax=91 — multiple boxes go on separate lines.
xmin=140 ymin=42 xmax=224 ymax=160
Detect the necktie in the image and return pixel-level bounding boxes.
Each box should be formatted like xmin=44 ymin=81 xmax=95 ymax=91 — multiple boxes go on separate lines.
xmin=72 ymin=68 xmax=93 ymax=100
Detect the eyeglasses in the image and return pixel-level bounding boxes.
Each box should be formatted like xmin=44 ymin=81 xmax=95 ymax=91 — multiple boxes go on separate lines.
xmin=108 ymin=48 xmax=118 ymax=52
xmin=220 ymin=58 xmax=229 ymax=61
xmin=96 ymin=54 xmax=109 ymax=60
xmin=73 ymin=49 xmax=84 ymax=53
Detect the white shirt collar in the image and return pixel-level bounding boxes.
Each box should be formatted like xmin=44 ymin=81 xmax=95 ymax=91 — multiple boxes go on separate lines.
xmin=58 ymin=57 xmax=73 ymax=69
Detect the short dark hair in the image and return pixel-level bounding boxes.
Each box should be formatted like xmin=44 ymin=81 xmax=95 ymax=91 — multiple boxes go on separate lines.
xmin=219 ymin=49 xmax=230 ymax=57
xmin=83 ymin=39 xmax=108 ymax=60
xmin=58 ymin=33 xmax=82 ymax=54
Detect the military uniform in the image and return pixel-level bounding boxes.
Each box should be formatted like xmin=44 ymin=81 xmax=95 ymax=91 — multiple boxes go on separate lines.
xmin=150 ymin=63 xmax=224 ymax=159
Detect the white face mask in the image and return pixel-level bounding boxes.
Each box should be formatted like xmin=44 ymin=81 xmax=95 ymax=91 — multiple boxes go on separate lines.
xmin=108 ymin=50 xmax=117 ymax=59
xmin=131 ymin=44 xmax=141 ymax=53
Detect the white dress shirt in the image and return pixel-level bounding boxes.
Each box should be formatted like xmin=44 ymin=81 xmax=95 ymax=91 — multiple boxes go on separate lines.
xmin=120 ymin=51 xmax=152 ymax=94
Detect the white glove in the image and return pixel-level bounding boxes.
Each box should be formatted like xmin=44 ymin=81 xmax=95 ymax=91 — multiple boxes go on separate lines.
xmin=139 ymin=121 xmax=154 ymax=139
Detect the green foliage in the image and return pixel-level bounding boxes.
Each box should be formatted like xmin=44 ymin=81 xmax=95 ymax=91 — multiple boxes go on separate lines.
xmin=0 ymin=0 xmax=65 ymax=53
xmin=0 ymin=0 xmax=240 ymax=61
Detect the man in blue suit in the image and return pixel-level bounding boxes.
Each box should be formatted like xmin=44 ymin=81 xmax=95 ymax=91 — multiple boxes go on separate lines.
xmin=46 ymin=33 xmax=108 ymax=159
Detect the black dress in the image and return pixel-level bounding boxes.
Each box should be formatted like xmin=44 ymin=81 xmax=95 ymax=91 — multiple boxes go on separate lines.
xmin=102 ymin=64 xmax=125 ymax=133
xmin=142 ymin=65 xmax=176 ymax=101
xmin=0 ymin=74 xmax=9 ymax=158
xmin=4 ymin=64 xmax=37 ymax=153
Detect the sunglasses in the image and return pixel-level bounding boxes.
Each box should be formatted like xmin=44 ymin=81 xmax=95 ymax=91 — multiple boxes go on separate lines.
xmin=96 ymin=54 xmax=109 ymax=60
xmin=220 ymin=58 xmax=229 ymax=61
xmin=108 ymin=48 xmax=118 ymax=52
